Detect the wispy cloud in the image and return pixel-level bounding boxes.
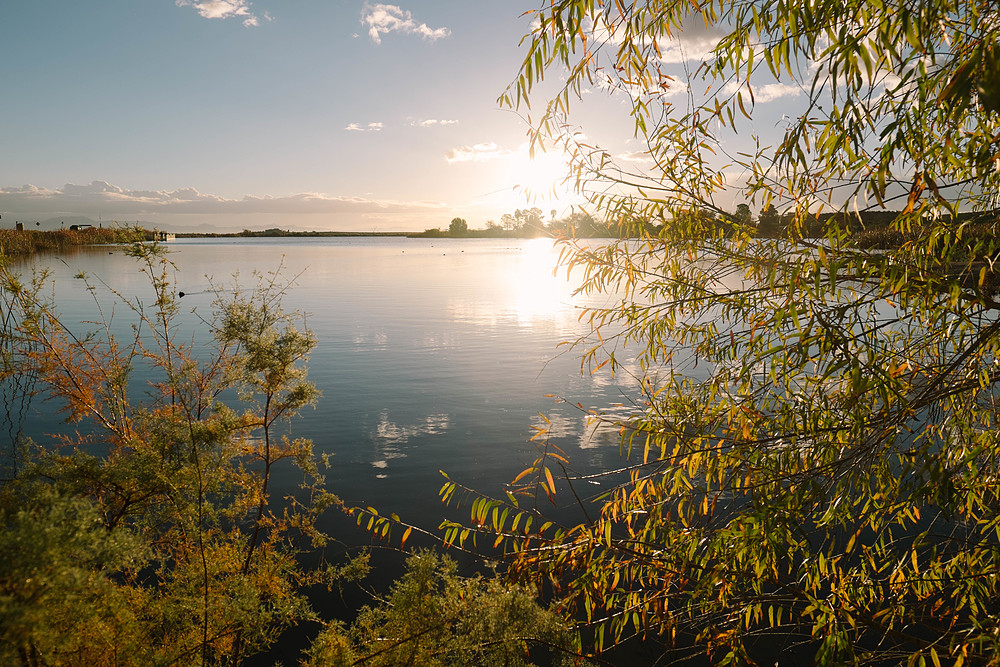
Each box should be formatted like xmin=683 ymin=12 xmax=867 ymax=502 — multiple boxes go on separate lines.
xmin=413 ymin=119 xmax=459 ymax=127
xmin=362 ymin=3 xmax=450 ymax=45
xmin=594 ymin=71 xmax=688 ymax=100
xmin=657 ymin=24 xmax=726 ymax=65
xmin=445 ymin=142 xmax=511 ymax=163
xmin=722 ymin=81 xmax=802 ymax=103
xmin=617 ymin=150 xmax=654 ymax=163
xmin=175 ymin=0 xmax=264 ymax=27
xmin=345 ymin=122 xmax=384 ymax=132
xmin=589 ymin=15 xmax=724 ymax=65
xmin=0 ymin=181 xmax=446 ymax=222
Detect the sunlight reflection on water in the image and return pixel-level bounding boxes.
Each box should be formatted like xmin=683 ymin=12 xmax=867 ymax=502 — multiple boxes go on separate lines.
xmin=9 ymin=237 xmax=641 ymax=529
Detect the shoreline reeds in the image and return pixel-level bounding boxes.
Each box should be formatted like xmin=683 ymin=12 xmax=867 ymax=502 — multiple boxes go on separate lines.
xmin=0 ymin=227 xmax=146 ymax=257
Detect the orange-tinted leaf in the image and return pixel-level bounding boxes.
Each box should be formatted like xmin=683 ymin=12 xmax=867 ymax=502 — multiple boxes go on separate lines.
xmin=544 ymin=466 xmax=556 ymax=495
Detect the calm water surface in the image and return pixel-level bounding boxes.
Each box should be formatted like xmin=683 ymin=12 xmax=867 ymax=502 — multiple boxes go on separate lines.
xmin=11 ymin=237 xmax=640 ymax=539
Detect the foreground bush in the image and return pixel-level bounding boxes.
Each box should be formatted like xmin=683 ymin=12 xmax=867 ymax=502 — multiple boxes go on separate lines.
xmin=306 ymin=550 xmax=587 ymax=667
xmin=0 ymin=243 xmax=347 ymax=665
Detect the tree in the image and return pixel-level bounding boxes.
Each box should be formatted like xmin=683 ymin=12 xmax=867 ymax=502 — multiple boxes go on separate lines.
xmin=434 ymin=0 xmax=1000 ymax=664
xmin=448 ymin=217 xmax=468 ymax=236
xmin=519 ymin=207 xmax=547 ymax=237
xmin=0 ymin=242 xmax=361 ymax=665
xmin=757 ymin=203 xmax=781 ymax=237
xmin=733 ymin=203 xmax=753 ymax=226
xmin=305 ymin=550 xmax=587 ymax=666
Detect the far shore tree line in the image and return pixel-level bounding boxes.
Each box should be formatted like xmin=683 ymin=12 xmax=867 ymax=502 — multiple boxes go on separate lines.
xmin=414 ymin=208 xmax=620 ymax=238
xmin=5 ymin=206 xmax=999 ymax=249
xmin=421 ymin=205 xmax=1000 ymax=242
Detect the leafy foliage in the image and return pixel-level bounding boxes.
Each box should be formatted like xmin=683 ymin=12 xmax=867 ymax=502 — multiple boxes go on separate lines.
xmin=433 ymin=0 xmax=1000 ymax=664
xmin=0 ymin=243 xmax=360 ymax=665
xmin=306 ymin=550 xmax=588 ymax=667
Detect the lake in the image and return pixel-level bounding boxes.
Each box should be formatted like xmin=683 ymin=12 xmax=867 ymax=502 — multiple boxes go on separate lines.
xmin=5 ymin=236 xmax=640 ymax=551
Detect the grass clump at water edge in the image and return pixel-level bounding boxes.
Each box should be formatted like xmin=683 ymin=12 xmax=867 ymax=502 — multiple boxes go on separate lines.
xmin=0 ymin=227 xmax=148 ymax=257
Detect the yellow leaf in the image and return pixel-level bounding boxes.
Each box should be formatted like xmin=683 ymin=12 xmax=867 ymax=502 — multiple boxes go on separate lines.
xmin=544 ymin=467 xmax=556 ymax=496
xmin=511 ymin=468 xmax=534 ymax=485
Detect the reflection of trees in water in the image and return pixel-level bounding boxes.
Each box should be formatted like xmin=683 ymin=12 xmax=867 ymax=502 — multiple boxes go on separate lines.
xmin=0 ymin=290 xmax=37 ymax=481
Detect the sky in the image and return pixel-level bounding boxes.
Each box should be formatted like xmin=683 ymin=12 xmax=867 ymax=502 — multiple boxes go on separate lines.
xmin=0 ymin=1 xmax=585 ymax=232
xmin=0 ymin=2 xmax=804 ymax=233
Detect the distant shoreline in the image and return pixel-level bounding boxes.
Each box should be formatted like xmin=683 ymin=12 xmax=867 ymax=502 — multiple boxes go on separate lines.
xmin=176 ymin=228 xmax=561 ymax=239
xmin=175 ymin=230 xmax=410 ymax=239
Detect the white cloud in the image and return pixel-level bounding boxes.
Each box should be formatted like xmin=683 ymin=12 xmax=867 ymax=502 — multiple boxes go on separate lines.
xmin=594 ymin=70 xmax=688 ymax=101
xmin=588 ymin=14 xmax=724 ymax=65
xmin=617 ymin=150 xmax=654 ymax=163
xmin=345 ymin=122 xmax=384 ymax=132
xmin=722 ymin=81 xmax=802 ymax=104
xmin=0 ymin=181 xmax=447 ymax=219
xmin=444 ymin=142 xmax=512 ymax=163
xmin=413 ymin=119 xmax=459 ymax=127
xmin=753 ymin=82 xmax=803 ymax=103
xmin=657 ymin=23 xmax=727 ymax=65
xmin=362 ymin=3 xmax=450 ymax=45
xmin=175 ymin=0 xmax=263 ymax=27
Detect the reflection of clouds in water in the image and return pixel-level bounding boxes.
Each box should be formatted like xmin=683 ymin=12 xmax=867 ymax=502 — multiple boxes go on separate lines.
xmin=530 ymin=404 xmax=637 ymax=451
xmin=375 ymin=412 xmax=449 ymax=443
xmin=447 ymin=300 xmax=502 ymax=328
xmin=371 ymin=411 xmax=450 ymax=478
xmin=579 ymin=407 xmax=634 ymax=450
xmin=530 ymin=412 xmax=576 ymax=439
xmin=418 ymin=332 xmax=455 ymax=351
xmin=587 ymin=359 xmax=632 ymax=389
xmin=587 ymin=355 xmax=675 ymax=394
xmin=354 ymin=331 xmax=388 ymax=350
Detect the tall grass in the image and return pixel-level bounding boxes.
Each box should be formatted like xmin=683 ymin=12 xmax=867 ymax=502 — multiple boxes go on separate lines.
xmin=0 ymin=227 xmax=146 ymax=257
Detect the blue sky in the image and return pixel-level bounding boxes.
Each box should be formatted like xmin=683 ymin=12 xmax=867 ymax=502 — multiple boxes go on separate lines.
xmin=0 ymin=2 xmax=805 ymax=232
xmin=0 ymin=1 xmax=588 ymax=232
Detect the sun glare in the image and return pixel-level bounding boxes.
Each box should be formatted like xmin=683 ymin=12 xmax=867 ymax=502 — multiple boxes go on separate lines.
xmin=508 ymin=150 xmax=575 ymax=205
xmin=510 ymin=238 xmax=575 ymax=326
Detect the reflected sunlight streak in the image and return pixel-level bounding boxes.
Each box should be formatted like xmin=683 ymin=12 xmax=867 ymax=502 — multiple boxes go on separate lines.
xmin=444 ymin=239 xmax=581 ymax=329
xmin=510 ymin=239 xmax=578 ymax=327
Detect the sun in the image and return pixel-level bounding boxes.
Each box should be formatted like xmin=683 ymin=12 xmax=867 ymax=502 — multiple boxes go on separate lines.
xmin=508 ymin=150 xmax=575 ymax=204
xmin=484 ymin=145 xmax=584 ymax=216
